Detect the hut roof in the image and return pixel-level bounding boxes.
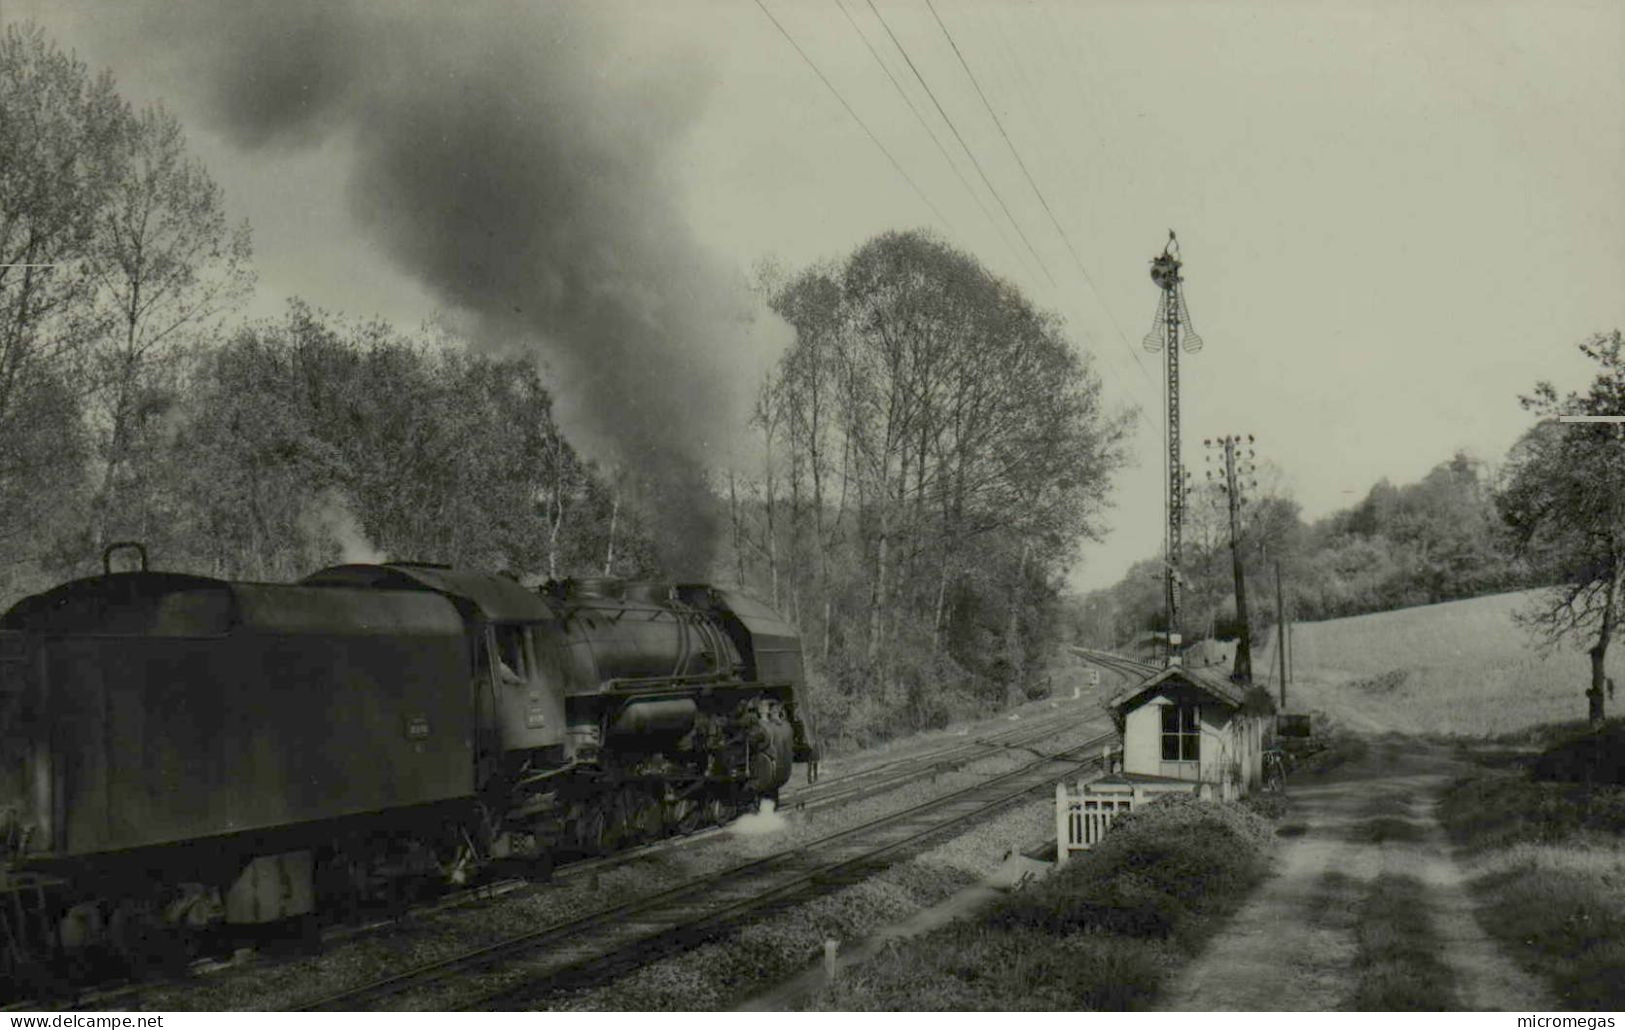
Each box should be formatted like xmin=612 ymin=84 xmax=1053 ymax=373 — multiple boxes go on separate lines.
xmin=1108 ymin=663 xmax=1251 ymax=716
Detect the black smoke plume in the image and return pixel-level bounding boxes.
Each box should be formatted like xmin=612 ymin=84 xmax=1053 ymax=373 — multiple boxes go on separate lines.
xmin=132 ymin=1 xmax=770 ymax=577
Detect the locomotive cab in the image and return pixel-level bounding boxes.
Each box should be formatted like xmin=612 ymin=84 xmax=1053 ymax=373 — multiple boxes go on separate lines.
xmin=300 ymin=563 xmax=569 ymax=783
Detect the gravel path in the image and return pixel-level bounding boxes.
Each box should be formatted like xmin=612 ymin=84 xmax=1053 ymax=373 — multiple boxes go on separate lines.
xmin=1158 ymin=737 xmax=1550 ymax=1011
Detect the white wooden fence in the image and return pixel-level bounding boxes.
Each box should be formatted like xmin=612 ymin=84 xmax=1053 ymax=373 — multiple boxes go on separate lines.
xmin=1055 ymin=779 xmax=1135 ymax=866
xmin=1055 ymin=746 xmax=1205 ymax=867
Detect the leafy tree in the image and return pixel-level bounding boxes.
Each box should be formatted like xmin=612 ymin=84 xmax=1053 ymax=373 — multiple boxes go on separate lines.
xmin=165 ymin=305 xmax=654 ymax=584
xmin=751 ymin=230 xmax=1132 ymax=743
xmin=85 ymin=103 xmax=254 ymax=553
xmin=0 ymin=24 xmax=125 ymax=592
xmin=1499 ymin=330 xmax=1625 ymax=725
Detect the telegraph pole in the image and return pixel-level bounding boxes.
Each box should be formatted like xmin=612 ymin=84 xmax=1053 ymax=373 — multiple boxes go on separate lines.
xmin=1206 ymin=434 xmax=1256 ymax=683
xmin=1287 ymin=605 xmax=1295 ymax=688
xmin=1144 ymin=232 xmax=1203 ymax=667
xmin=1275 ymin=560 xmax=1288 ymax=709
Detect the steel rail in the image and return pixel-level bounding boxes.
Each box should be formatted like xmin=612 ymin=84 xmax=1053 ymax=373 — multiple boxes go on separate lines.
xmin=781 ymin=713 xmax=1085 ymax=811
xmin=294 ymin=728 xmax=1115 ymax=1012
xmin=782 ymin=703 xmax=1084 ymax=795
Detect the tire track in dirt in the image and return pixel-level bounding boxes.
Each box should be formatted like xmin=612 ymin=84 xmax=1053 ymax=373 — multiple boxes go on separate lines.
xmin=1159 ymin=737 xmax=1551 ymax=1011
xmin=1370 ymin=749 xmax=1542 ymax=1010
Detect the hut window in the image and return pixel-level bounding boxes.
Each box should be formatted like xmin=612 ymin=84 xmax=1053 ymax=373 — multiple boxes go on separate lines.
xmin=1161 ymin=704 xmax=1199 ymax=761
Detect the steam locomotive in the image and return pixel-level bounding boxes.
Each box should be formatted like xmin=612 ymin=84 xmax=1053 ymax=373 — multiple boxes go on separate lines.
xmin=0 ymin=546 xmax=816 ymax=984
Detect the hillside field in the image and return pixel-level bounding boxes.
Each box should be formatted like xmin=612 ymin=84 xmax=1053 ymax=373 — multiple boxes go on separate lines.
xmin=1253 ymin=589 xmax=1624 ymax=737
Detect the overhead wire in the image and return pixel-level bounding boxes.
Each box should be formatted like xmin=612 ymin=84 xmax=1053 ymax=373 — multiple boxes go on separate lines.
xmin=833 ymin=0 xmax=1038 ymax=281
xmin=862 ymin=0 xmax=1056 ymax=287
xmin=963 ymin=7 xmax=1153 ymax=418
xmin=924 ymin=0 xmax=1153 ymax=390
xmin=756 ymin=0 xmax=1151 ymax=417
xmin=752 ymin=0 xmax=956 ymax=234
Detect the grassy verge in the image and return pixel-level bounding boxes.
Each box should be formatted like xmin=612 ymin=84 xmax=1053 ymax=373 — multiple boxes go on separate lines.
xmin=1346 ymin=873 xmax=1460 ymax=1010
xmin=809 ymin=793 xmax=1275 ymax=1011
xmin=1439 ymin=749 xmax=1625 ymax=1008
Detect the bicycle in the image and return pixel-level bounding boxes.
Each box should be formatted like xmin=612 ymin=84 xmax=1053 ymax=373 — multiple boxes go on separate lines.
xmin=1262 ymin=747 xmax=1288 ymax=793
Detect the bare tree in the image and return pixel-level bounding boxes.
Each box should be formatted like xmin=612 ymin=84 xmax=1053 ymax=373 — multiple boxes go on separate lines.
xmin=748 ymin=374 xmax=786 ymax=609
xmin=768 ymin=264 xmax=845 ymax=658
xmin=1500 ymin=330 xmax=1625 ymax=726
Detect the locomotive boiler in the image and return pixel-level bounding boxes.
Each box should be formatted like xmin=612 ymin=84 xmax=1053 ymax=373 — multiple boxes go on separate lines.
xmin=0 ymin=549 xmax=815 ymax=985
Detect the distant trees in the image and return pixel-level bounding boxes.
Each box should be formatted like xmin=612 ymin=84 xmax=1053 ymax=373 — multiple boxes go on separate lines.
xmin=1500 ymin=330 xmax=1625 ymax=726
xmin=1078 ymin=465 xmax=1304 ymax=655
xmin=743 ymin=231 xmax=1132 ymax=743
xmin=1081 ymin=447 xmax=1530 ymax=656
xmin=1178 ymin=466 xmax=1303 ymax=644
xmin=1293 ymin=452 xmax=1522 ymax=620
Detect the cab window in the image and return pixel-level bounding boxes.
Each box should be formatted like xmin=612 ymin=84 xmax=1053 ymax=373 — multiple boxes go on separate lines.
xmin=492 ymin=625 xmax=528 ymax=685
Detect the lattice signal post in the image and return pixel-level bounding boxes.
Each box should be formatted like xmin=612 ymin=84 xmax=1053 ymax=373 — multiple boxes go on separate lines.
xmin=1144 ymin=233 xmax=1203 ymax=667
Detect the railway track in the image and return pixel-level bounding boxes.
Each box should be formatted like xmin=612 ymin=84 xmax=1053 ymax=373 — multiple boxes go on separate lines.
xmin=520 ymin=702 xmax=1087 ymax=890
xmin=16 ymin=702 xmax=1094 ymax=1013
xmin=349 ymin=702 xmax=1088 ymax=899
xmin=1071 ymin=646 xmax=1158 ymax=687
xmin=779 ymin=706 xmax=1088 ymax=811
xmin=294 ymin=729 xmax=1117 ymax=1012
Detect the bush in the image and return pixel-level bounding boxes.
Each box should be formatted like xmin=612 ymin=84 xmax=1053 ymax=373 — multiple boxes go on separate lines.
xmin=816 ymin=794 xmax=1274 ymax=1009
xmin=992 ymin=865 xmax=1189 ymax=939
xmin=1531 ymin=723 xmax=1625 ymax=786
xmin=1439 ymin=767 xmax=1625 ymax=850
xmin=1111 ymin=791 xmax=1276 ymax=850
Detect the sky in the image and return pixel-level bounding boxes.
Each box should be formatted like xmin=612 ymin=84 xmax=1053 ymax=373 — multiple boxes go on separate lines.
xmin=7 ymin=0 xmax=1623 ymax=592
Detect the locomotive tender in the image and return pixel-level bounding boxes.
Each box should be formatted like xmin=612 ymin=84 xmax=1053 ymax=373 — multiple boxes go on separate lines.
xmin=0 ymin=549 xmax=815 ymax=981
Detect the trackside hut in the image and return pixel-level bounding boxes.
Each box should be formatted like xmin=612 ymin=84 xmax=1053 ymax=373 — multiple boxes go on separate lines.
xmin=1108 ymin=665 xmax=1268 ymax=800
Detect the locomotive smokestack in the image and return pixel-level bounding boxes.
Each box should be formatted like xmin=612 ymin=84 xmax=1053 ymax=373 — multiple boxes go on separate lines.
xmin=121 ymin=1 xmax=774 ymax=577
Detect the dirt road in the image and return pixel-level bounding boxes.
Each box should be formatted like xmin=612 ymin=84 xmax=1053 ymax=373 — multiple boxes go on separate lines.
xmin=1158 ymin=737 xmax=1551 ymax=1011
